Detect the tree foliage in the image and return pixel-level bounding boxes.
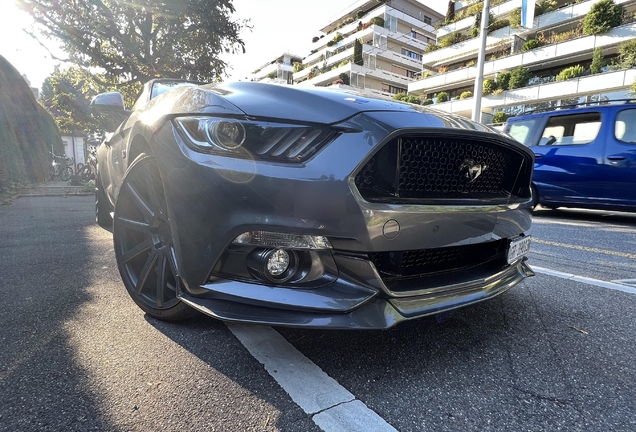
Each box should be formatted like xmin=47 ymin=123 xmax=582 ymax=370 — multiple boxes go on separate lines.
xmin=618 ymin=39 xmax=636 ymax=69
xmin=556 ymin=65 xmax=585 ymax=82
xmin=582 ymin=0 xmax=622 ymax=35
xmin=508 ymin=67 xmax=530 ymax=89
xmin=0 ymin=55 xmax=63 ymax=191
xmin=590 ymin=47 xmax=604 ymax=74
xmin=16 ymin=0 xmax=248 ymax=86
xmin=482 ymin=78 xmax=496 ymax=95
xmin=41 ymin=66 xmax=141 ymax=135
xmin=353 ymin=39 xmax=364 ymax=66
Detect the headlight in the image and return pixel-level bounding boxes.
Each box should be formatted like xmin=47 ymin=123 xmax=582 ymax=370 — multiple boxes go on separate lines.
xmin=174 ymin=116 xmax=338 ymax=162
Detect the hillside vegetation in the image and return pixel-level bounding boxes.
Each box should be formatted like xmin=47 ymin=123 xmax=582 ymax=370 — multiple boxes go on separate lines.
xmin=0 ymin=55 xmax=62 ymax=193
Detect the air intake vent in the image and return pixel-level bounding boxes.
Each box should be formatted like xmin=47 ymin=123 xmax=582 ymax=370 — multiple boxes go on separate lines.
xmin=355 ymin=134 xmax=530 ymax=204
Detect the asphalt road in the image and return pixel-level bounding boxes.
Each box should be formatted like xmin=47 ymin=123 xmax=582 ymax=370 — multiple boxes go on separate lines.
xmin=1 ymin=197 xmax=635 ymax=431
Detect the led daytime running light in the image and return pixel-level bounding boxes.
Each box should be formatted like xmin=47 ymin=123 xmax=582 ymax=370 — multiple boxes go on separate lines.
xmin=232 ymin=231 xmax=332 ymax=250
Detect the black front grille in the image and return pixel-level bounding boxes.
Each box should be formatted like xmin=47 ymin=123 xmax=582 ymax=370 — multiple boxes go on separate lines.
xmin=369 ymin=239 xmax=507 ymax=280
xmin=355 ymin=134 xmax=529 ymax=203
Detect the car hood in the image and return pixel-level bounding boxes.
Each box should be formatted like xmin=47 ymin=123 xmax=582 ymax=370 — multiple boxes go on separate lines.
xmin=199 ymin=82 xmax=480 ymax=128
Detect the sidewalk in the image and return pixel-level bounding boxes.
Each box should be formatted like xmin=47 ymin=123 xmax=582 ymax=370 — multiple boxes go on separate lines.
xmin=15 ymin=180 xmax=93 ymax=198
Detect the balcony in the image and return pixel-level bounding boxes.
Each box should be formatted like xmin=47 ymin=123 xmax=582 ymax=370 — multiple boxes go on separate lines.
xmin=296 ymin=63 xmax=363 ymax=88
xmin=364 ymin=45 xmax=422 ymax=70
xmin=429 ymin=68 xmax=636 ymax=114
xmin=296 ymin=60 xmax=416 ymax=89
xmin=423 ymin=0 xmax=636 ymax=68
xmin=410 ymin=22 xmax=636 ymax=94
xmin=437 ymin=0 xmax=522 ymax=38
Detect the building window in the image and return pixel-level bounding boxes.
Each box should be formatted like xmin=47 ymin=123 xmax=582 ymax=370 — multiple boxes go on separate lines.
xmin=382 ymin=84 xmax=407 ymax=95
xmin=401 ymin=48 xmax=422 ymax=61
xmin=386 ymin=14 xmax=398 ymax=32
xmin=410 ymin=30 xmax=417 ymax=39
xmin=424 ymin=16 xmax=432 ymax=25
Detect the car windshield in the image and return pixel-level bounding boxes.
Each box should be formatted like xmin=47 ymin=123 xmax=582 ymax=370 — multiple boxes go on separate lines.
xmin=150 ymin=81 xmax=199 ymax=100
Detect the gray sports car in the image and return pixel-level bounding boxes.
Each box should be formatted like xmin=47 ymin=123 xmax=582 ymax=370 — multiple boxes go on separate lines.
xmin=93 ymin=79 xmax=534 ymax=329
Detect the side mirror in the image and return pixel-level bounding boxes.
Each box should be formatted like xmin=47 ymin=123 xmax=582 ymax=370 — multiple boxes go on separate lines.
xmin=91 ymin=92 xmax=130 ymax=132
xmin=91 ymin=92 xmax=125 ymax=110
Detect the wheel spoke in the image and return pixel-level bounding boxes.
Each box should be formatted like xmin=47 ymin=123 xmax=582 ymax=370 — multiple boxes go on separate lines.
xmin=121 ymin=239 xmax=152 ymax=265
xmin=144 ymin=166 xmax=163 ymax=216
xmin=156 ymin=253 xmax=168 ymax=308
xmin=117 ymin=217 xmax=150 ymax=233
xmin=126 ymin=183 xmax=155 ymax=220
xmin=135 ymin=252 xmax=158 ymax=295
xmin=168 ymin=245 xmax=179 ymax=278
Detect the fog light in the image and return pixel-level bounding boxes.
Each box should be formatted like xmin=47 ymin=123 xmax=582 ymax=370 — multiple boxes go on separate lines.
xmin=267 ymin=249 xmax=290 ymax=277
xmin=246 ymin=248 xmax=299 ymax=283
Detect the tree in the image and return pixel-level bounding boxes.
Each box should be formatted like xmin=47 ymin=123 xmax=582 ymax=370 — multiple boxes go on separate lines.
xmin=16 ymin=0 xmax=248 ymax=87
xmin=483 ymin=78 xmax=496 ymax=95
xmin=41 ymin=66 xmax=141 ymax=135
xmin=590 ymin=47 xmax=604 ymax=74
xmin=582 ymin=0 xmax=622 ymax=35
xmin=508 ymin=67 xmax=530 ymax=90
xmin=353 ymin=39 xmax=364 ymax=66
xmin=618 ymin=39 xmax=636 ymax=69
xmin=0 ymin=55 xmax=63 ymax=191
xmin=445 ymin=1 xmax=455 ymax=23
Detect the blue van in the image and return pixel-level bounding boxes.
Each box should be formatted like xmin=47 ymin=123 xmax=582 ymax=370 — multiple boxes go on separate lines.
xmin=504 ymin=103 xmax=636 ymax=212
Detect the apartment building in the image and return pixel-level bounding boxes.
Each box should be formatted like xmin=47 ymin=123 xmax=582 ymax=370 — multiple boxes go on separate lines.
xmin=408 ymin=0 xmax=636 ymax=122
xmin=293 ymin=0 xmax=443 ymax=98
xmin=249 ymin=52 xmax=304 ymax=84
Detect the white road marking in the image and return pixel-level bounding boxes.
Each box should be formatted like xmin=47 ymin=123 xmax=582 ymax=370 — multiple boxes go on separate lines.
xmin=227 ymin=323 xmax=397 ymax=432
xmin=611 ymin=279 xmax=636 ymax=288
xmin=533 ymin=266 xmax=636 ymax=295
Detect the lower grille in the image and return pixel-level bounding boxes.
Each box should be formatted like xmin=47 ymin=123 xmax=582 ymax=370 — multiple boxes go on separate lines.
xmin=369 ymin=239 xmax=507 ymax=292
xmin=355 ymin=134 xmax=530 ymax=203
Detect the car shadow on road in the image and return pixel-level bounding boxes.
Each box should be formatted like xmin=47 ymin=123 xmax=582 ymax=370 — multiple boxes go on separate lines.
xmin=0 ymin=196 xmax=116 ymax=431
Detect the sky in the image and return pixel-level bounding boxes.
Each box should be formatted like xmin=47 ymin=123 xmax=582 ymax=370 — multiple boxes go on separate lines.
xmin=0 ymin=0 xmax=447 ymax=89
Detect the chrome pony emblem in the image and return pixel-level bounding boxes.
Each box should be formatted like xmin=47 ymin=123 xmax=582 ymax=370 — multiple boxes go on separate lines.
xmin=460 ymin=159 xmax=487 ymax=183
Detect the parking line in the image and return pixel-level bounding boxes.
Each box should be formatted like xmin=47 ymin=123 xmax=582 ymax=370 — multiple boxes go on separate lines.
xmin=533 ymin=266 xmax=636 ymax=295
xmin=532 ymin=239 xmax=636 ymax=260
xmin=227 ymin=323 xmax=397 ymax=432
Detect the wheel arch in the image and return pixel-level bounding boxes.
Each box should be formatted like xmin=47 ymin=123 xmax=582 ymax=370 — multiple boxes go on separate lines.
xmin=128 ymin=135 xmax=152 ymax=166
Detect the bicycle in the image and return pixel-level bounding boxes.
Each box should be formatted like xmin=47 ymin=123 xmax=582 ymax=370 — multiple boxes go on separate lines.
xmin=79 ymin=150 xmax=97 ymax=182
xmin=49 ymin=154 xmax=73 ymax=182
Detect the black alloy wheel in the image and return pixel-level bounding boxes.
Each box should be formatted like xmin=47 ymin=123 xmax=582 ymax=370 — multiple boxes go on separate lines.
xmin=113 ymin=153 xmax=196 ymax=321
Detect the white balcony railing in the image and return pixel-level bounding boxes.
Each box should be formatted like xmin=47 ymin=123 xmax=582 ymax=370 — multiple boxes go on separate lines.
xmin=409 ymin=22 xmax=636 ymax=94
xmin=437 ymin=0 xmax=522 ymax=38
xmin=424 ymin=0 xmax=636 ymax=67
xmin=429 ymin=68 xmax=636 ymax=114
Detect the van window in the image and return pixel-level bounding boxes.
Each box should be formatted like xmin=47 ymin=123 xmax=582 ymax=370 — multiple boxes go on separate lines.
xmin=539 ymin=112 xmax=601 ymax=146
xmin=508 ymin=120 xmax=537 ymax=146
xmin=615 ymin=109 xmax=636 ymax=144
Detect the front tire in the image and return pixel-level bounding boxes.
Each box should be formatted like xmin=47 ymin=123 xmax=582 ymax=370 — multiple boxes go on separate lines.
xmin=60 ymin=166 xmax=73 ymax=182
xmin=531 ymin=184 xmax=539 ymax=209
xmin=113 ymin=153 xmax=196 ymax=321
xmin=95 ymin=173 xmax=113 ymax=228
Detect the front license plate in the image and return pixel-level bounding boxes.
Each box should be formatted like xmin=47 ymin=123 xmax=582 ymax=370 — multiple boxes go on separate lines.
xmin=507 ymin=236 xmax=531 ymax=264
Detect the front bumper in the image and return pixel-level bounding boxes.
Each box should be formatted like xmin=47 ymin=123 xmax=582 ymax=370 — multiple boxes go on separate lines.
xmin=150 ymin=112 xmax=535 ymax=329
xmin=179 ymin=258 xmax=533 ymax=329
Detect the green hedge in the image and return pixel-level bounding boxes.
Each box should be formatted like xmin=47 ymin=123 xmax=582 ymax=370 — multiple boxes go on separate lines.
xmin=0 ymin=55 xmax=63 ymax=191
xmin=583 ymin=0 xmax=622 ymax=35
xmin=556 ymin=65 xmax=585 ymax=82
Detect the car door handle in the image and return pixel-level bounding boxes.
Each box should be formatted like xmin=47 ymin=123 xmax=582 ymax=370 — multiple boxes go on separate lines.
xmin=607 ymin=156 xmax=626 ymax=160
xmin=534 ymin=154 xmax=543 ymax=159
